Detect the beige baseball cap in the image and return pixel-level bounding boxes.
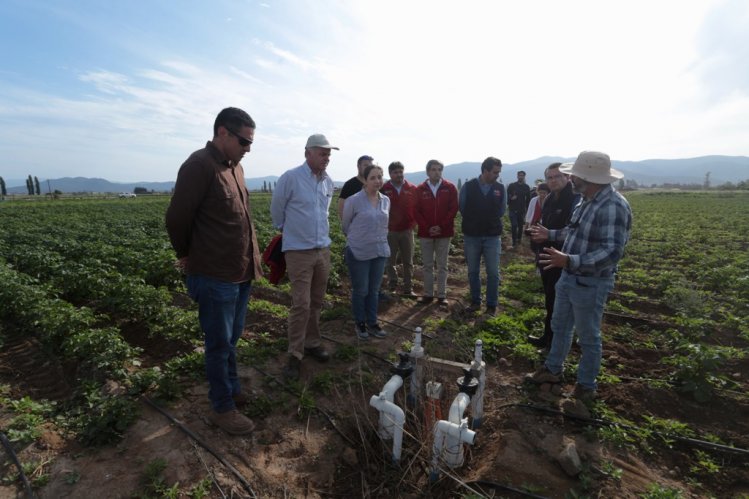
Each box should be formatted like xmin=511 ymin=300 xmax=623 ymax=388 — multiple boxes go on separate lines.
xmin=305 ymin=134 xmax=339 ymax=150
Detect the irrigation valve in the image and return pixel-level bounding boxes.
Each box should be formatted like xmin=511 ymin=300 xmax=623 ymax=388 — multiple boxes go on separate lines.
xmin=457 ymin=368 xmax=479 ymax=397
xmin=391 ymin=352 xmax=415 ymax=379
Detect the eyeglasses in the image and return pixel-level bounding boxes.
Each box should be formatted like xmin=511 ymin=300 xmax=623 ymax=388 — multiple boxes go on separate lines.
xmin=228 ymin=129 xmax=253 ymax=147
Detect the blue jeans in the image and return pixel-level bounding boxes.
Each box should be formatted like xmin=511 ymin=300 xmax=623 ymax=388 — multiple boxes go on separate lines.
xmin=463 ymin=236 xmax=501 ymax=308
xmin=345 ymin=247 xmax=387 ymax=326
xmin=544 ymin=271 xmax=615 ymax=390
xmin=187 ymin=274 xmax=252 ymax=413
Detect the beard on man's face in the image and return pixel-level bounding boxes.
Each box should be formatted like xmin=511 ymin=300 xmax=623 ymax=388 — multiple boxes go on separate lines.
xmin=571 ymin=177 xmax=589 ymax=195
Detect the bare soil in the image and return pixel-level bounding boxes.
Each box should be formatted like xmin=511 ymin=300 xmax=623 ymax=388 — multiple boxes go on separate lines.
xmin=2 ymin=242 xmax=749 ymax=498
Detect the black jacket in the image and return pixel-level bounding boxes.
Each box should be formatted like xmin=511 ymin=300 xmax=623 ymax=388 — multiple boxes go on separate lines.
xmin=541 ymin=182 xmax=578 ymax=250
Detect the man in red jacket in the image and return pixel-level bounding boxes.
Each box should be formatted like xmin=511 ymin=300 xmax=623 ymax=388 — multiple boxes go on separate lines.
xmin=381 ymin=161 xmax=417 ymax=297
xmin=413 ymin=159 xmax=459 ymax=306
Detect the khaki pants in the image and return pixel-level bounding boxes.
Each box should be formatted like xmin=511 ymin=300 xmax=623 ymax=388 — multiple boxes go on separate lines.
xmin=419 ymin=237 xmax=450 ymax=299
xmin=386 ymin=229 xmax=414 ymax=292
xmin=285 ymin=248 xmax=331 ymax=359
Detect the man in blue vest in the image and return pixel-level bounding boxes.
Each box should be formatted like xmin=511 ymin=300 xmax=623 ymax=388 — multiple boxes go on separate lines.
xmin=459 ymin=157 xmax=506 ymax=315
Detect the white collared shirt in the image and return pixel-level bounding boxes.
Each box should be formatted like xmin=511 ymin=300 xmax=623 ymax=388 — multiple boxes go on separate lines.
xmin=271 ymin=163 xmax=334 ymax=251
xmin=428 ymin=179 xmax=442 ymax=197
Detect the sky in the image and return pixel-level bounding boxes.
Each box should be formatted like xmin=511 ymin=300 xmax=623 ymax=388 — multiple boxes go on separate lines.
xmin=0 ymin=0 xmax=747 ymax=184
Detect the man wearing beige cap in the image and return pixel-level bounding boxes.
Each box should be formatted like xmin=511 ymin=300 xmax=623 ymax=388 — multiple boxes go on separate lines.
xmin=526 ymin=151 xmax=632 ymax=402
xmin=271 ymin=134 xmax=338 ymax=380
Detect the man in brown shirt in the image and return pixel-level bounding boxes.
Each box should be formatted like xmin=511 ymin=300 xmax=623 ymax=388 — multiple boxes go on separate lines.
xmin=166 ymin=107 xmax=263 ymax=435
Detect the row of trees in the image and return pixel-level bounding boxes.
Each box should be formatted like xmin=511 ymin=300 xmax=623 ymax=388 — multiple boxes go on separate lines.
xmin=25 ymin=175 xmax=42 ymax=195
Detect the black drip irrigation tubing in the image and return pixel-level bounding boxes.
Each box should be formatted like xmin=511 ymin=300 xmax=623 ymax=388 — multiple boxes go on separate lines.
xmin=377 ymin=317 xmax=434 ymax=338
xmin=249 ymin=364 xmax=359 ymax=448
xmin=0 ymin=432 xmax=36 ymax=499
xmin=502 ymin=403 xmax=749 ymax=457
xmin=334 ymin=315 xmax=435 ymax=339
xmin=465 ymin=480 xmax=549 ymax=499
xmin=615 ymin=375 xmax=746 ymax=397
xmin=140 ymin=396 xmax=258 ymax=499
xmin=320 ymin=333 xmax=392 ymax=365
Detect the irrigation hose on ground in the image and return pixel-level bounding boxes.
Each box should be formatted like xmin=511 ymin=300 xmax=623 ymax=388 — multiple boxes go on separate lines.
xmin=465 ymin=479 xmax=549 ymax=499
xmin=0 ymin=432 xmax=36 ymax=499
xmin=140 ymin=396 xmax=258 ymax=499
xmin=505 ymin=403 xmax=749 ymax=457
xmin=320 ymin=333 xmax=392 ymax=365
xmin=249 ymin=364 xmax=359 ymax=448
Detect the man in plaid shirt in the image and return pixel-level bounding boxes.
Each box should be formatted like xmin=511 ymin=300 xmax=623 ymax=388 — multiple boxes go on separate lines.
xmin=526 ymin=151 xmax=632 ymax=402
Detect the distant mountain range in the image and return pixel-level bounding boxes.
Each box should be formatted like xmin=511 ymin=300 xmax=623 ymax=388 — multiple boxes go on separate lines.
xmin=415 ymin=155 xmax=749 ymax=188
xmin=4 ymin=156 xmax=748 ymax=194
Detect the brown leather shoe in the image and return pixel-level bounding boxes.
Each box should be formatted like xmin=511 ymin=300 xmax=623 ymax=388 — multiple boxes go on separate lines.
xmin=524 ymin=366 xmax=563 ymax=384
xmin=570 ymin=383 xmax=597 ymax=403
xmin=209 ymin=409 xmax=255 ymax=435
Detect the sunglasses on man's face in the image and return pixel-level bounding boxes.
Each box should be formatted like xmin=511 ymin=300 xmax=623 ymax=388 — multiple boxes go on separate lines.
xmin=228 ymin=129 xmax=253 ymax=147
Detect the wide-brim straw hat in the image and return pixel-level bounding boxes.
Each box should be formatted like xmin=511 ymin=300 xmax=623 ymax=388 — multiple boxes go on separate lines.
xmin=559 ymin=151 xmax=623 ymax=184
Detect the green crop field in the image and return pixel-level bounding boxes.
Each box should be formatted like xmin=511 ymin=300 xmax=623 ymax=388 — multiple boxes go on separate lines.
xmin=1 ymin=190 xmax=748 ymax=497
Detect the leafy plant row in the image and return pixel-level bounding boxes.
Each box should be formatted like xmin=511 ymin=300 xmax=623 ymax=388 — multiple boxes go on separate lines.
xmin=0 ymin=262 xmax=138 ymax=381
xmin=2 ymin=242 xmax=200 ymax=343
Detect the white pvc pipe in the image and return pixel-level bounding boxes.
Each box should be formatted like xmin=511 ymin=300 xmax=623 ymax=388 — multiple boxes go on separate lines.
xmin=409 ymin=327 xmax=425 ymax=407
xmin=471 ymin=339 xmax=486 ymax=429
xmin=473 ymin=339 xmax=483 ymax=364
xmin=448 ymin=392 xmax=471 ymax=425
xmin=380 ymin=375 xmax=403 ymax=407
xmin=369 ymin=393 xmax=406 ymax=463
xmin=426 ymin=392 xmax=476 ymax=474
xmin=430 ymin=418 xmax=476 ymax=479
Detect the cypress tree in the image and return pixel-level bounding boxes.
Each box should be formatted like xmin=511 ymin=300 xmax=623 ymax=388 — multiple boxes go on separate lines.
xmin=34 ymin=176 xmax=41 ymax=195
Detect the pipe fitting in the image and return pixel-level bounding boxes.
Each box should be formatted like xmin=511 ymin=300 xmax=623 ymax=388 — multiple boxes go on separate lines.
xmin=369 ymin=395 xmax=405 ymax=463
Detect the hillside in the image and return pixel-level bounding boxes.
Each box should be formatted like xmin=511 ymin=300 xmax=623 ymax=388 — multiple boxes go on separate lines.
xmin=4 ymin=155 xmax=748 ymax=193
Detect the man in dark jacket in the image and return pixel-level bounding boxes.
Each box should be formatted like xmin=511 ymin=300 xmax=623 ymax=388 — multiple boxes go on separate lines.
xmin=166 ymin=107 xmax=263 ymax=435
xmin=507 ymin=170 xmax=531 ymax=248
xmin=528 ymin=162 xmax=578 ymax=348
xmin=459 ymin=157 xmax=506 ymax=315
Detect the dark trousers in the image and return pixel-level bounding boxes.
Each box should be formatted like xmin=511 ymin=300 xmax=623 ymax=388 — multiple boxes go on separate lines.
xmin=541 ymin=266 xmax=563 ymax=341
xmin=508 ymin=210 xmax=524 ymax=245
